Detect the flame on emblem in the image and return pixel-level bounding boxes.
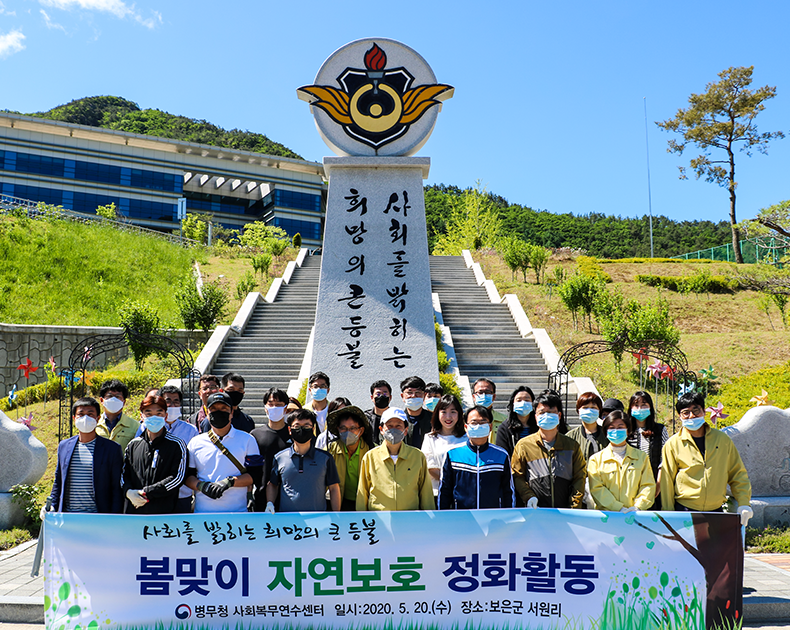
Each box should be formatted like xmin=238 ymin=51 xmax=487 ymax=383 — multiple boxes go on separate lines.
xmin=364 ymin=44 xmax=387 ymax=71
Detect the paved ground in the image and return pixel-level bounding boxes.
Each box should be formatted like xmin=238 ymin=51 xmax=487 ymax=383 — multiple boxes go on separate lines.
xmin=1 ymin=542 xmax=789 ymax=627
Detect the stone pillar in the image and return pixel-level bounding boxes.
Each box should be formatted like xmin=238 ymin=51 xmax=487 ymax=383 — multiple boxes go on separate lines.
xmin=310 ymin=157 xmax=438 ymax=405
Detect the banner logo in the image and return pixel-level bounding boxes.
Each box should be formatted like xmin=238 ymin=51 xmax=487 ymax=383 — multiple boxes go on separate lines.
xmin=174 ymin=604 xmax=191 ymax=620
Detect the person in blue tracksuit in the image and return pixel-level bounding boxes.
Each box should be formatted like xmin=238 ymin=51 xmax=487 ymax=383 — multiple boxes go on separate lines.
xmin=438 ymin=405 xmax=515 ymax=510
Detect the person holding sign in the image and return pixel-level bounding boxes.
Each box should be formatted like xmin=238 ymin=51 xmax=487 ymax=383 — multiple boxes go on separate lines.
xmin=586 ymin=411 xmax=655 ymax=512
xmin=184 ymin=392 xmax=261 ymax=513
xmin=511 ymin=390 xmax=586 ymax=509
xmin=47 ymin=397 xmax=123 ymax=515
xmin=122 ymin=394 xmax=187 ymax=514
xmin=265 ymin=409 xmax=341 ymax=513
xmin=661 ymin=392 xmax=752 ymax=524
xmin=356 ymin=407 xmax=434 ymax=511
xmin=438 ymin=405 xmax=515 ymax=509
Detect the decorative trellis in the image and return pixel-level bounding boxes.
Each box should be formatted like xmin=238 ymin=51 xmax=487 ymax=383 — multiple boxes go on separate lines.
xmin=58 ymin=326 xmax=200 ymax=440
xmin=548 ymin=335 xmax=697 ymax=431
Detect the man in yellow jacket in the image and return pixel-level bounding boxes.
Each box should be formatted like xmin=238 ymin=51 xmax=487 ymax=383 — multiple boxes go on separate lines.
xmin=357 ymin=408 xmax=434 ymax=511
xmin=661 ymin=393 xmax=752 ymax=525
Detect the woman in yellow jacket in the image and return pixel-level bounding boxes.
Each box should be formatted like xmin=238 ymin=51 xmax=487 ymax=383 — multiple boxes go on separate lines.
xmin=587 ymin=411 xmax=656 ymax=512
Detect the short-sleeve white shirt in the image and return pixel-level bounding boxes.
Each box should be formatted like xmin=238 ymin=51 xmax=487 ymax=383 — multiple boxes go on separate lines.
xmin=188 ymin=426 xmax=260 ymax=513
xmin=421 ymin=433 xmax=466 ymax=495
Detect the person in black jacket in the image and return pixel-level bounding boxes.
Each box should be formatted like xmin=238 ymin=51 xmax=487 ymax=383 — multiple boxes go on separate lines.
xmin=122 ymin=394 xmax=187 ymax=514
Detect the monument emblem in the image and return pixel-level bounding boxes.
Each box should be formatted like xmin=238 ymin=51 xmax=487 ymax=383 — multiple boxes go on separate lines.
xmin=299 ymin=38 xmax=452 ymax=407
xmin=298 ymin=38 xmax=454 ymax=157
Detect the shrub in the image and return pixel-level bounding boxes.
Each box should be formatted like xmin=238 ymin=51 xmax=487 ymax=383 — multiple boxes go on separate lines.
xmin=635 ymin=273 xmax=736 ymax=294
xmin=293 ymin=233 xmax=302 ymax=250
xmin=439 ymin=372 xmax=463 ymax=402
xmin=118 ymin=299 xmax=162 ymax=369
xmin=576 ymin=256 xmax=612 ymax=282
xmin=235 ymin=271 xmax=257 ymax=301
xmin=95 ymin=202 xmax=118 ymax=220
xmin=10 ymin=483 xmax=43 ymax=528
xmin=251 ymin=252 xmax=272 ymax=278
xmin=176 ymin=278 xmax=228 ymax=334
xmin=529 ymin=244 xmax=551 ymax=284
xmin=182 ymin=213 xmax=209 ymax=244
xmin=558 ymin=272 xmax=606 ymax=331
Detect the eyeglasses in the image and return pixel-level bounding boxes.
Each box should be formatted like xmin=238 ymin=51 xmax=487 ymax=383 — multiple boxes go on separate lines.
xmin=679 ymin=407 xmax=704 ymax=419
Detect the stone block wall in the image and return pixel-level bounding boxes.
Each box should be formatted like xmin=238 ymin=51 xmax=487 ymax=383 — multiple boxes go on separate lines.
xmin=0 ymin=323 xmax=198 ymax=389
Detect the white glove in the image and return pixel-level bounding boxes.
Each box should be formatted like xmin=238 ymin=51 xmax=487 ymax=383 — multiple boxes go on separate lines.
xmin=737 ymin=505 xmax=753 ymax=527
xmin=620 ymin=506 xmax=638 ymax=513
xmin=527 ymin=497 xmax=539 ymax=509
xmin=39 ymin=506 xmax=48 ymax=521
xmin=126 ymin=489 xmax=148 ymax=509
xmin=265 ymin=501 xmax=276 ymax=514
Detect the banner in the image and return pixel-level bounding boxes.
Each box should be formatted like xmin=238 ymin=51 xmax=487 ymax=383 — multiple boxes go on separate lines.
xmin=42 ymin=509 xmax=743 ymax=630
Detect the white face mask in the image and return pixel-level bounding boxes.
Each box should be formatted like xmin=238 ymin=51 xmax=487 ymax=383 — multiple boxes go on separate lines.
xmin=102 ymin=397 xmax=124 ymax=414
xmin=75 ymin=414 xmax=98 ymax=434
xmin=166 ymin=407 xmax=181 ymax=423
xmin=266 ymin=406 xmax=286 ymax=423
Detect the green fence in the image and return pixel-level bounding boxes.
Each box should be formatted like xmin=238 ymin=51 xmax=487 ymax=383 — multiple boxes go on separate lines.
xmin=672 ymin=237 xmax=790 ymax=266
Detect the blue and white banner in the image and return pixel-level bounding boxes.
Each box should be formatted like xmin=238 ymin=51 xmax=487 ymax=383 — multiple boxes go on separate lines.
xmin=42 ymin=509 xmax=743 ymax=629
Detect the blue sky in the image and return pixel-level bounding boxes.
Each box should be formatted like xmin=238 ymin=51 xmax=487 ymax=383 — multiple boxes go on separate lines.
xmin=1 ymin=0 xmax=788 ymax=230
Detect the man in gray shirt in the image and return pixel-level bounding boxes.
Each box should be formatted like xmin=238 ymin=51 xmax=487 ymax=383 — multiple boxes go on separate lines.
xmin=265 ymin=409 xmax=341 ymax=512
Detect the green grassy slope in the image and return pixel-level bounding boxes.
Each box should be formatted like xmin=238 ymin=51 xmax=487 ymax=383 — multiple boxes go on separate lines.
xmin=0 ymin=216 xmax=196 ymax=327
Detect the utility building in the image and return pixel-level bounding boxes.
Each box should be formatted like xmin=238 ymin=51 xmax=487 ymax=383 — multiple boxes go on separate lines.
xmin=0 ymin=112 xmax=326 ymax=245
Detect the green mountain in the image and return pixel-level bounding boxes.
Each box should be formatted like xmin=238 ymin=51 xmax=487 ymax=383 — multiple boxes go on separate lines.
xmin=20 ymin=95 xmax=303 ymax=160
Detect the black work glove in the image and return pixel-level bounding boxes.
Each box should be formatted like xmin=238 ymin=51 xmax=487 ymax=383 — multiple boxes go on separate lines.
xmin=198 ymin=481 xmax=226 ymax=499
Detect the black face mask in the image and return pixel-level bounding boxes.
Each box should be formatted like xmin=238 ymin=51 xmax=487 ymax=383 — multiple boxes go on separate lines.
xmin=290 ymin=426 xmax=314 ymax=444
xmin=225 ymin=390 xmax=244 ymax=407
xmin=374 ymin=395 xmax=390 ymax=409
xmin=209 ymin=411 xmax=231 ymax=429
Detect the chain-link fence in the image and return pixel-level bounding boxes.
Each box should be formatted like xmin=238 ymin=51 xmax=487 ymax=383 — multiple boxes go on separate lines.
xmin=672 ymin=236 xmax=790 ymax=266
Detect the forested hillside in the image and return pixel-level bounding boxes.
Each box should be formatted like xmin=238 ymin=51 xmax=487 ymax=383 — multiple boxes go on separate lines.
xmin=425 ymin=185 xmax=732 ymax=259
xmin=11 ymin=96 xmax=302 ymax=160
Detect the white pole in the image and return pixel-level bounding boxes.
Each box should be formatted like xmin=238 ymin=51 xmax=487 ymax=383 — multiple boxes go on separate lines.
xmin=644 ymin=97 xmax=655 ymax=258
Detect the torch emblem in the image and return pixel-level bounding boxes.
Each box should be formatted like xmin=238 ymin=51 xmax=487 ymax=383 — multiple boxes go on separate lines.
xmin=298 ymin=43 xmax=453 ymax=150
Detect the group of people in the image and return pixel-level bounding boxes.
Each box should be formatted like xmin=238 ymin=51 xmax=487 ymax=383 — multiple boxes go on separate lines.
xmin=46 ymin=370 xmax=753 ymax=526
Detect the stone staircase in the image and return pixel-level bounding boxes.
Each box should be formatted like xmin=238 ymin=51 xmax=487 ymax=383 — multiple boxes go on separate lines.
xmin=430 ymin=255 xmax=579 ymax=424
xmin=210 ymin=255 xmax=320 ymax=423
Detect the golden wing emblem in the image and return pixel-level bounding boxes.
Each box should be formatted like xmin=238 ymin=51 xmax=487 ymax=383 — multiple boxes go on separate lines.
xmin=400 ymin=84 xmax=454 ymax=124
xmin=296 ymin=86 xmax=352 ymax=125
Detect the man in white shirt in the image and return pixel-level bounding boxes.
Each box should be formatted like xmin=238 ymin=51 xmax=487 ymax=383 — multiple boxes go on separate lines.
xmin=184 ymin=393 xmax=262 ymax=513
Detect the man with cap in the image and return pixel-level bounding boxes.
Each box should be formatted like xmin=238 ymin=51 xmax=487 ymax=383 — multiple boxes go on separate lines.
xmin=265 ymin=409 xmax=341 ymax=513
xmin=199 ymin=373 xmax=255 ymax=433
xmin=326 ymin=406 xmax=374 ymax=511
xmin=184 ymin=392 xmax=262 ymax=513
xmin=357 ymin=408 xmax=434 ymax=511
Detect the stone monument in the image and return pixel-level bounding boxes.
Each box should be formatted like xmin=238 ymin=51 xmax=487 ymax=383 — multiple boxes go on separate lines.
xmin=298 ymin=38 xmax=453 ymax=406
xmin=723 ymin=405 xmax=790 ymax=528
xmin=0 ymin=409 xmax=48 ymax=529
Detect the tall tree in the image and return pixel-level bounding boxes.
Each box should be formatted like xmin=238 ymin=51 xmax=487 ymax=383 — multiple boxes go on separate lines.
xmin=657 ymin=66 xmax=784 ymax=263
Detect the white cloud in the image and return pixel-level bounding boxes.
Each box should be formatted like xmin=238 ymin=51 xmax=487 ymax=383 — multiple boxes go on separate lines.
xmin=0 ymin=1 xmax=18 ymax=16
xmin=38 ymin=0 xmax=161 ymax=27
xmin=40 ymin=9 xmax=67 ymax=32
xmin=0 ymin=29 xmax=25 ymax=58
xmin=134 ymin=9 xmax=161 ymax=29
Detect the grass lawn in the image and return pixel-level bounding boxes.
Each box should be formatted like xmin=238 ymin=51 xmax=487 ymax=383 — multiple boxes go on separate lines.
xmin=473 ymin=250 xmax=790 ymax=429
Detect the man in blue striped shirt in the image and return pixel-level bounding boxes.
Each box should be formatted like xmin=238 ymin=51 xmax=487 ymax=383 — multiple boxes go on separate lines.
xmin=48 ymin=397 xmax=123 ymax=514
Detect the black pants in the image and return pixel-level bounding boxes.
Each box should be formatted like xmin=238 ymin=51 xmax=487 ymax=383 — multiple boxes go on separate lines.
xmin=174 ymin=496 xmax=194 ymax=513
xmin=675 ymin=502 xmax=723 ymax=513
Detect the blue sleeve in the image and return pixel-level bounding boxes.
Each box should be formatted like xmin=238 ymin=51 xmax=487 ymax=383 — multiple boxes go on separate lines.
xmin=501 ymin=455 xmax=515 ymax=509
xmin=438 ymin=453 xmax=454 ymax=510
xmin=49 ymin=443 xmax=65 ymax=512
xmin=109 ymin=442 xmax=124 ymax=514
